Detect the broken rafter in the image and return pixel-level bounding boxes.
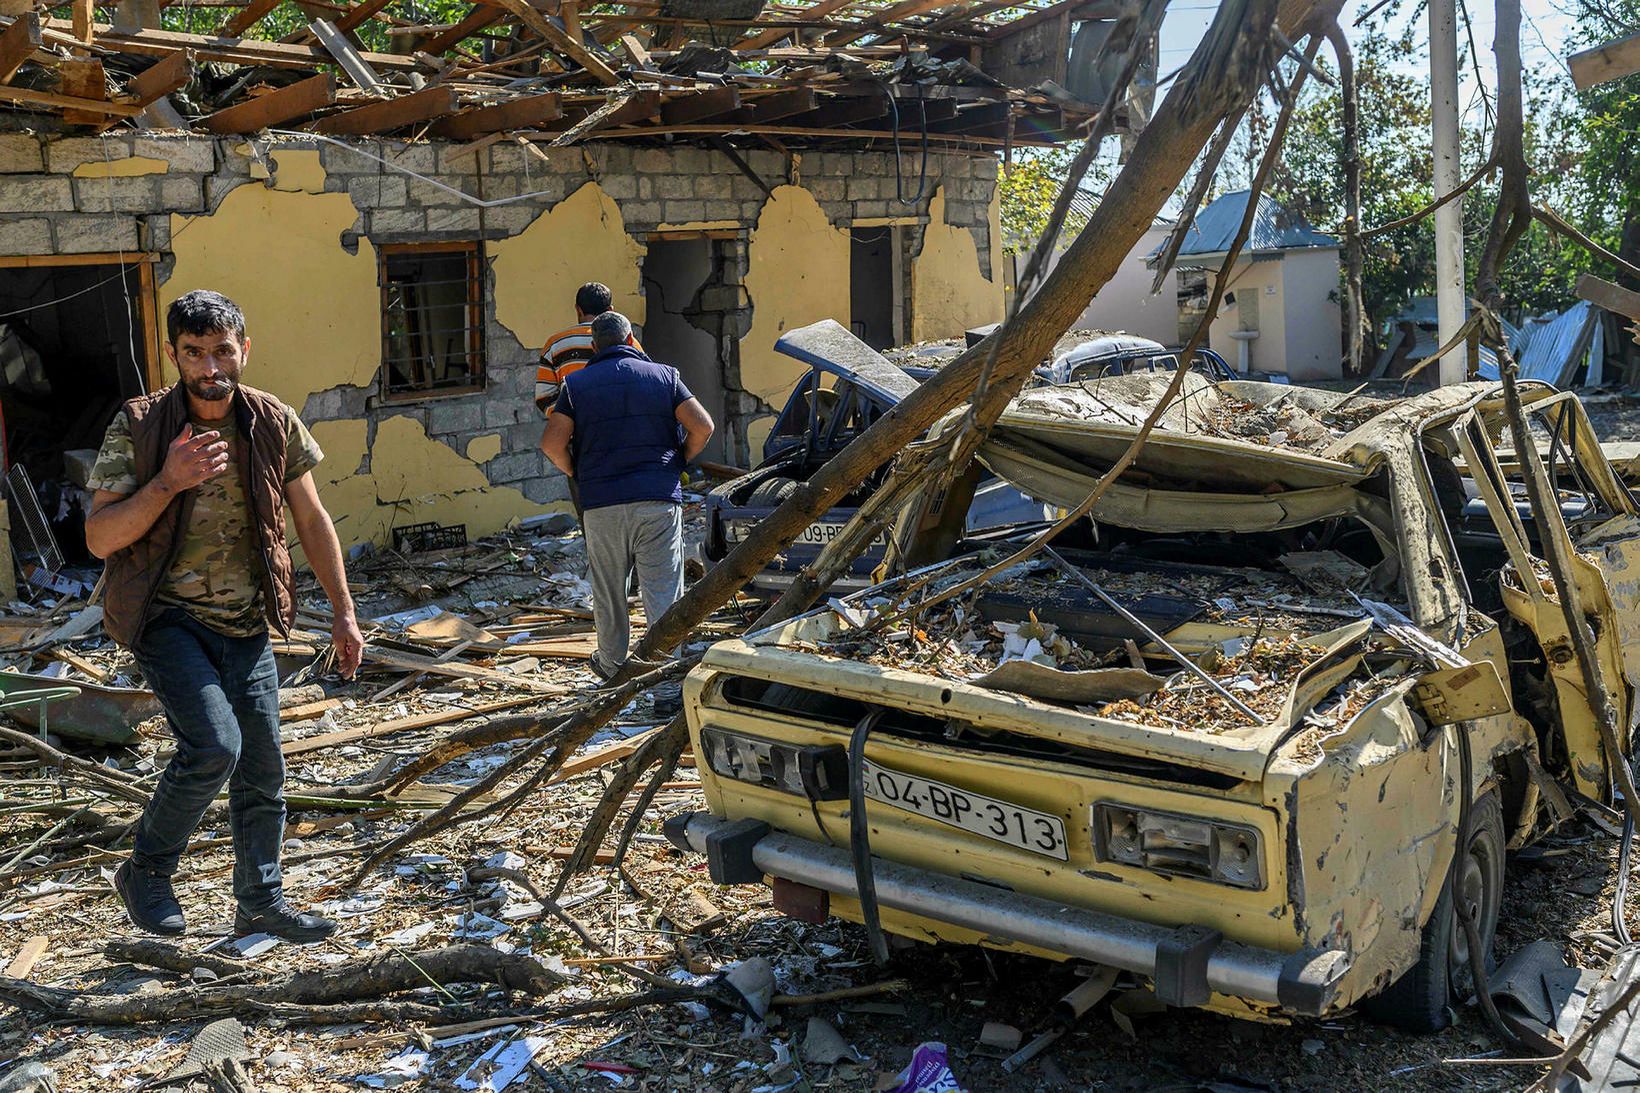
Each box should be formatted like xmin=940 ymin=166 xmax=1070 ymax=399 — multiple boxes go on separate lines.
xmin=430 ymin=90 xmax=562 ymax=138
xmin=335 ymin=0 xmax=401 ymax=33
xmin=308 ymin=82 xmax=460 ymax=134
xmin=126 ymin=48 xmax=196 ymax=107
xmin=90 ymin=24 xmax=426 ymax=72
xmin=735 ymin=0 xmax=861 ymax=50
xmin=1576 ymin=272 xmax=1640 ymax=322
xmin=485 ymin=0 xmax=619 ymax=85
xmin=0 ymin=82 xmax=140 ymax=118
xmin=71 ymin=0 xmax=93 ymax=44
xmin=0 ymin=14 xmax=41 ymax=85
xmin=658 ymin=84 xmax=739 ymax=124
xmin=1569 ymin=30 xmax=1640 ymax=90
xmin=419 ymin=5 xmax=503 ymax=53
xmin=199 ymin=71 xmax=337 ymax=132
xmin=218 ymin=0 xmax=281 ymax=37
xmin=545 ymin=88 xmax=658 ymax=144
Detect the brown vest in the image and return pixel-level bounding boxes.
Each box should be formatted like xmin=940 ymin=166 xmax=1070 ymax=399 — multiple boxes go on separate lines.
xmin=101 ymin=382 xmax=296 ymax=647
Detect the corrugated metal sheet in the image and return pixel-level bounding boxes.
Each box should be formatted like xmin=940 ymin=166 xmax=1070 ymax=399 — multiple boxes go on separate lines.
xmin=1156 ymin=190 xmax=1337 ymax=259
xmin=1477 ymin=301 xmax=1604 ymax=386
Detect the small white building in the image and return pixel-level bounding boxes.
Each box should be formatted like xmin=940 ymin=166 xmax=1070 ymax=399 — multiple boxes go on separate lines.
xmin=1048 ymin=190 xmax=1345 ymax=382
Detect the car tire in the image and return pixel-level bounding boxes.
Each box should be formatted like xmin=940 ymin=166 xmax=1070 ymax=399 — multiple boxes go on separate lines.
xmin=748 ymin=477 xmax=801 ymax=506
xmin=1360 ymin=791 xmax=1505 ymax=1032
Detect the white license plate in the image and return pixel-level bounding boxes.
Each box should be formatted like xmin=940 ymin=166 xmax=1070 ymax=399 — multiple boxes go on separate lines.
xmin=796 ymin=521 xmax=846 ymax=545
xmin=861 ymin=760 xmax=1069 ymax=861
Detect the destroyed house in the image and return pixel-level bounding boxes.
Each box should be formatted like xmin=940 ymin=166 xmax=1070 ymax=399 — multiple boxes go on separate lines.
xmin=0 ymin=0 xmax=1111 ymax=566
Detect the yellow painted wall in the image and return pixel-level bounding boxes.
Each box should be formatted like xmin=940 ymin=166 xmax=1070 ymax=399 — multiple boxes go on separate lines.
xmin=910 ymin=187 xmax=1004 ymax=343
xmin=490 ymin=181 xmax=645 ymax=352
xmin=73 ymin=156 xmax=168 ymax=178
xmin=307 ymin=417 xmax=554 ymax=549
xmin=164 ymin=180 xmax=378 ymax=411
xmin=742 ymin=185 xmax=850 ymax=453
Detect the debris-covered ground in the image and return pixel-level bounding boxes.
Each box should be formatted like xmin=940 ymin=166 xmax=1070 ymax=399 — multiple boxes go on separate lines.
xmin=1 ymin=461 xmax=1637 ymax=1091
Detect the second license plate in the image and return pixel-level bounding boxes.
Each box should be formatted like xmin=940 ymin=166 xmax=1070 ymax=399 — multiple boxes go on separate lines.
xmin=861 ymin=760 xmax=1069 ymax=861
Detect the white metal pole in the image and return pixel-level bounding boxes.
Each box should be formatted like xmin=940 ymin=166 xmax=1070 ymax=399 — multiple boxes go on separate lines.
xmin=1430 ymin=0 xmax=1466 ymax=385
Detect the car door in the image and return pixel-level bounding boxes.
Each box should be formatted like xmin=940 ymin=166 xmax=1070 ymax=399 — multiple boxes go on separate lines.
xmin=1453 ymin=393 xmax=1640 ymax=799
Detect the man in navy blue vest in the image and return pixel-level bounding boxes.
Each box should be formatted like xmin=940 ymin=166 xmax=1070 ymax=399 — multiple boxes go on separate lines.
xmin=540 ymin=312 xmax=714 ymax=695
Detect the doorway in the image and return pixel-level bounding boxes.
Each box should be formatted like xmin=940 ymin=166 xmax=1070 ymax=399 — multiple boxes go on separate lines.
xmin=0 ymin=255 xmax=158 ymax=569
xmin=641 ymin=237 xmax=727 ymax=462
xmin=850 ymin=226 xmax=898 ymax=351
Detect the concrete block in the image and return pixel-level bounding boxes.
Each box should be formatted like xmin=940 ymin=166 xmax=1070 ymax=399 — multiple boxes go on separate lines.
xmin=486 ymin=450 xmax=541 ymax=482
xmin=486 ymin=144 xmax=527 ymax=174
xmin=633 ymin=147 xmax=671 ymax=174
xmin=319 ymin=140 xmax=380 ymax=175
xmin=140 ymin=214 xmax=170 ymax=250
xmin=622 ymin=200 xmax=663 ymax=225
xmin=973 ymin=155 xmax=1000 ymax=180
xmin=805 ymin=177 xmax=844 ymax=202
xmin=380 ymin=142 xmax=438 ymax=174
xmin=845 ymin=175 xmax=879 ymax=201
xmin=438 ymin=144 xmax=482 ymax=174
xmin=206 ymin=174 xmax=253 ymax=214
xmin=301 ymin=386 xmax=349 ymax=421
xmin=482 ymin=205 xmax=539 ymax=237
xmin=654 ymin=174 xmax=693 ymax=199
xmin=520 ymin=474 xmax=570 ymax=504
xmin=486 ymin=396 xmax=534 ymax=426
xmin=426 ymin=205 xmax=483 ymax=233
xmin=347 ymin=176 xmax=383 ymax=206
xmin=663 ymin=199 xmax=705 ymax=223
xmin=427 ymin=396 xmax=485 ymax=435
xmin=132 ymin=136 xmax=216 ymax=174
xmin=0 ymin=217 xmax=52 ymax=254
xmin=694 ymin=171 xmax=733 ymax=201
xmin=599 ymin=172 xmax=637 ymax=200
xmin=158 ymin=175 xmax=204 ymax=211
xmin=700 ymin=199 xmax=742 ymax=223
xmin=74 ymin=175 xmax=161 ymax=213
xmin=595 ymin=145 xmax=633 ymax=175
xmin=55 ymin=214 xmax=138 ymax=253
xmin=728 ymin=175 xmax=766 ymax=201
xmin=369 ymin=206 xmax=425 ymax=234
xmin=852 ymin=199 xmax=890 ymax=220
xmin=0 ymin=135 xmax=42 ymax=174
xmin=45 ymin=136 xmax=131 ymax=173
xmin=507 ymin=420 xmax=544 ymax=449
xmin=673 ymin=147 xmax=710 ymax=174
xmin=0 ymin=175 xmax=75 ymax=213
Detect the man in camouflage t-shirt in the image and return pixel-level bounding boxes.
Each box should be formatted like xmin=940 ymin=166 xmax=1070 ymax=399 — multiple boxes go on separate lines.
xmin=85 ymin=290 xmax=364 ymax=943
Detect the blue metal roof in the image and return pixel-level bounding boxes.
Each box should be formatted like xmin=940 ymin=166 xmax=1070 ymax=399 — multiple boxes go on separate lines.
xmin=1160 ymin=190 xmax=1338 ymax=259
xmin=1476 ymin=300 xmax=1606 ymax=386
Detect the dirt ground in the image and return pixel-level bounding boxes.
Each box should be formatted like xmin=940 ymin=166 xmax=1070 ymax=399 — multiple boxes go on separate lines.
xmin=8 ymin=390 xmax=1640 ymax=1091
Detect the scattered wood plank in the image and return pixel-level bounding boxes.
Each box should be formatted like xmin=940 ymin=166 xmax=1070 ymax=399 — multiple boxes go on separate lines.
xmin=218 ymin=0 xmax=280 ymax=37
xmin=58 ymin=58 xmax=109 ymax=126
xmin=126 ymin=48 xmax=196 ymax=107
xmin=620 ymin=32 xmax=652 ymax=68
xmin=91 ymin=24 xmax=425 ymax=72
xmin=430 ymin=90 xmax=562 ymax=138
xmin=659 ymin=84 xmax=740 ymax=125
xmin=419 ymin=5 xmax=503 ymax=54
xmin=282 ymin=694 xmax=541 ymax=757
xmin=71 ymin=0 xmax=93 ymax=44
xmin=50 ymin=648 xmax=110 ymax=684
xmin=5 ymin=937 xmax=46 ymax=979
xmin=0 ymin=81 xmax=140 ymax=118
xmin=362 ymin=643 xmax=565 ymax=692
xmin=200 ymin=72 xmax=338 ymax=134
xmin=279 ymin=697 xmax=344 ymax=723
xmin=1577 ymin=272 xmax=1640 ymax=322
xmin=0 ymin=14 xmax=41 ymax=85
xmin=309 ymin=83 xmax=460 ymax=135
xmin=1570 ymin=31 xmax=1640 ymax=90
xmin=335 ymin=0 xmax=400 ymax=33
xmin=487 ymin=0 xmax=618 ymax=85
xmin=550 ymin=726 xmax=659 ymax=783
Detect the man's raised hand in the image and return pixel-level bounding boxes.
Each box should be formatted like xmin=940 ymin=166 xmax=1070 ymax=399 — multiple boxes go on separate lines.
xmin=159 ymin=423 xmax=229 ymax=492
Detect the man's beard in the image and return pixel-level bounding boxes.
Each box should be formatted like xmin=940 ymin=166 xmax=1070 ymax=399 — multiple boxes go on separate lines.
xmin=186 ymin=375 xmax=237 ymax=401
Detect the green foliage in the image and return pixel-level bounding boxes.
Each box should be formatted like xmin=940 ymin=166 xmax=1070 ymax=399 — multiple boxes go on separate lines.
xmin=997 ymin=145 xmax=1106 ymax=256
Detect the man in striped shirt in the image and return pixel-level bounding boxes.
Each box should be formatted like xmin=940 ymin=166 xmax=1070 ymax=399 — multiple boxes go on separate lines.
xmin=534 ymin=282 xmax=641 ymax=416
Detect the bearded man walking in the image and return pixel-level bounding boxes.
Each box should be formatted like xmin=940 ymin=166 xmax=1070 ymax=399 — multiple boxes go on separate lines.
xmin=85 ymin=289 xmax=365 ymax=941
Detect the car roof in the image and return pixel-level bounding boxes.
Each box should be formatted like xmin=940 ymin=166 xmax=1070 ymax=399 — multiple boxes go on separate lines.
xmin=1054 ymin=333 xmax=1171 ymax=370
xmin=775 ymin=319 xmax=921 ymax=407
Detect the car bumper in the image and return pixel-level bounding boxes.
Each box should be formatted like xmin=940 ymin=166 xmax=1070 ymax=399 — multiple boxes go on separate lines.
xmin=666 ymin=811 xmax=1349 ymax=1017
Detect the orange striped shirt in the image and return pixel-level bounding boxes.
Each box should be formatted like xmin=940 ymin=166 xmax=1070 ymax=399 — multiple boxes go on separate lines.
xmin=535 ymin=324 xmax=641 ymax=415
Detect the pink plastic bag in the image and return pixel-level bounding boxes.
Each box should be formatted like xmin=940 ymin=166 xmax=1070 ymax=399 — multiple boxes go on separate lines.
xmin=887 ymin=1042 xmax=967 ymax=1093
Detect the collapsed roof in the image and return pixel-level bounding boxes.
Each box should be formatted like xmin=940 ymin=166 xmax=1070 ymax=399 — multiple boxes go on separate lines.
xmin=0 ymin=0 xmax=1123 ymax=145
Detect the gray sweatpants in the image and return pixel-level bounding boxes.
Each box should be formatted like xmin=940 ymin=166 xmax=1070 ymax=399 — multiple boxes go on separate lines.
xmin=583 ymin=499 xmax=684 ymax=672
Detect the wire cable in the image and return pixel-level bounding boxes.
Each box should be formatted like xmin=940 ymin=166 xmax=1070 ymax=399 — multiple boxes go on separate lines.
xmin=848 ymin=706 xmax=890 ymax=965
xmin=879 ymin=85 xmax=929 ymax=207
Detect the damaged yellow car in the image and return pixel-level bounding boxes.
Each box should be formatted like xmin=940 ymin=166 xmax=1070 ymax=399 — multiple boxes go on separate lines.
xmin=667 ymin=365 xmax=1640 ymax=1030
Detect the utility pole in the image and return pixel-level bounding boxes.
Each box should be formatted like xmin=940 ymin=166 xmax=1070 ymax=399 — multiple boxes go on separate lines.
xmin=1430 ymin=0 xmax=1466 ymax=385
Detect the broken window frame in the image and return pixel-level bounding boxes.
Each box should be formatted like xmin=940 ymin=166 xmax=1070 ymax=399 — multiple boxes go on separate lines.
xmin=378 ymin=241 xmax=486 ymax=402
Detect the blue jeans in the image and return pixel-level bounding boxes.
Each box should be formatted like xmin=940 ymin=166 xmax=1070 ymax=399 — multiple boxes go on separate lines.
xmin=129 ymin=608 xmax=286 ymax=912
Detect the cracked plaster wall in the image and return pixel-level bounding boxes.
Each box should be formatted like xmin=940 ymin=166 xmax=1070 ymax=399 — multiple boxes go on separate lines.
xmin=0 ymin=132 xmax=1001 ymax=548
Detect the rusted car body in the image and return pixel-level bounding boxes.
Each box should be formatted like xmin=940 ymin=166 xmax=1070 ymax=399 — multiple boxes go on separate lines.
xmin=670 ymin=371 xmax=1640 ymax=1027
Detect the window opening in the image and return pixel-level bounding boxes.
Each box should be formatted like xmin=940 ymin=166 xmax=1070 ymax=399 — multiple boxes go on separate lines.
xmin=379 ymin=242 xmax=485 ymax=399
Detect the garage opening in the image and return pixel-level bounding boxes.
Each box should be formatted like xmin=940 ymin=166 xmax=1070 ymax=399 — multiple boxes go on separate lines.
xmin=641 ymin=236 xmax=728 ymax=462
xmin=0 ymin=254 xmax=158 ymax=586
xmin=849 ymin=226 xmax=898 ymax=351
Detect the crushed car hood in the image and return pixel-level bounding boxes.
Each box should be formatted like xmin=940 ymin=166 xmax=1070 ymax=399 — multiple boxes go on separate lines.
xmin=775 ymin=319 xmax=921 ymax=407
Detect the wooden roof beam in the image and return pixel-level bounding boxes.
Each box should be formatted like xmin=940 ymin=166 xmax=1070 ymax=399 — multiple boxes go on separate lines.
xmin=0 ymin=14 xmax=42 ymax=85
xmin=734 ymin=0 xmax=860 ymax=50
xmin=308 ymin=82 xmax=460 ymax=134
xmin=90 ymin=24 xmax=427 ymax=71
xmin=430 ymin=90 xmax=561 ymax=138
xmin=542 ymin=88 xmax=658 ymax=143
xmin=199 ymin=70 xmax=337 ymax=132
xmin=484 ymin=0 xmax=618 ymax=85
xmin=983 ymin=0 xmax=1118 ymax=38
xmin=659 ymin=84 xmax=740 ymax=125
xmin=126 ymin=46 xmax=196 ymax=105
xmin=1569 ymin=31 xmax=1640 ymax=90
xmin=738 ymin=86 xmax=817 ymax=122
xmin=218 ymin=0 xmax=281 ymax=37
xmin=419 ymin=5 xmax=502 ymax=53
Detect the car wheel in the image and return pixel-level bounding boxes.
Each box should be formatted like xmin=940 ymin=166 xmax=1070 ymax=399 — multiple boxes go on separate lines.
xmin=748 ymin=477 xmax=801 ymax=506
xmin=1360 ymin=791 xmax=1504 ymax=1033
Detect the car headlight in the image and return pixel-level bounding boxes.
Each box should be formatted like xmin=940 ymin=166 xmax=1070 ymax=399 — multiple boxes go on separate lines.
xmin=701 ymin=728 xmax=849 ymax=801
xmin=1093 ymin=803 xmax=1265 ymax=890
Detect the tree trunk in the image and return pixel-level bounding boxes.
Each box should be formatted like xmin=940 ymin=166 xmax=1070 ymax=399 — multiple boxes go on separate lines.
xmin=630 ymin=0 xmax=1337 ymax=667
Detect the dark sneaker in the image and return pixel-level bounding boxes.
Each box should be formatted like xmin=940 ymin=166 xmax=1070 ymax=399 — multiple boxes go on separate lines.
xmin=589 ymin=652 xmax=622 ymax=682
xmin=235 ymin=900 xmax=337 ymax=944
xmin=113 ymin=860 xmax=185 ymax=936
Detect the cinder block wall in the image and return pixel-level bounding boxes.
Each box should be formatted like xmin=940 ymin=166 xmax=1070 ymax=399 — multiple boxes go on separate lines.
xmin=0 ymin=132 xmax=1002 ymax=543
